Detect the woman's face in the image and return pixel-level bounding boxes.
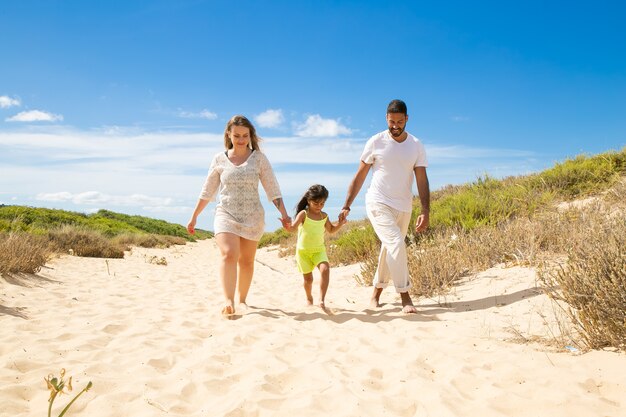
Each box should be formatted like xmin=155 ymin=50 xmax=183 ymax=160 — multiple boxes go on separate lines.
xmin=229 ymin=125 xmax=251 ymax=148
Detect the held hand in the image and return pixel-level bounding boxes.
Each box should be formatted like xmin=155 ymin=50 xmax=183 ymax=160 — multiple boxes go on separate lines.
xmin=187 ymin=218 xmax=196 ymax=235
xmin=338 ymin=208 xmax=350 ymax=223
xmin=414 ymin=213 xmax=429 ymax=233
xmin=279 ymin=216 xmax=292 ymax=230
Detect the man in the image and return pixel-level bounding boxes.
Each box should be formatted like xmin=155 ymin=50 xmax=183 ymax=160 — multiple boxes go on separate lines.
xmin=339 ymin=99 xmax=430 ymax=314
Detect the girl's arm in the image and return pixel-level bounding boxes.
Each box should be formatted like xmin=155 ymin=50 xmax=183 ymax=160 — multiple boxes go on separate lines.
xmin=284 ymin=210 xmax=306 ymax=232
xmin=324 ymin=212 xmax=346 ymax=234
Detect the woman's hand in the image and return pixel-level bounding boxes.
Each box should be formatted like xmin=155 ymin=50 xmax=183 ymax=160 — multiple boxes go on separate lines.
xmin=187 ymin=218 xmax=197 ymax=235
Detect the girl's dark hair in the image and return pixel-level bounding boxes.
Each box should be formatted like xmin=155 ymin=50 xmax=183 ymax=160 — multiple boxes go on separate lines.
xmin=295 ymin=184 xmax=329 ymax=215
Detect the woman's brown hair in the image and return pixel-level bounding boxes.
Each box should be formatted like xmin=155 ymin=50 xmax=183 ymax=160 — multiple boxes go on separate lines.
xmin=223 ymin=115 xmax=261 ymax=150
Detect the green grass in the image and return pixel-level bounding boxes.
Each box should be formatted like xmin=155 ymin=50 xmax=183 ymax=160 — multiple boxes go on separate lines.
xmin=259 ymin=147 xmax=626 ymax=265
xmin=0 ymin=206 xmax=213 ymax=240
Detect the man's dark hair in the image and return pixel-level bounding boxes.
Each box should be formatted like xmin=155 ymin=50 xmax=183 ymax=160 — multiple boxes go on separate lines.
xmin=387 ymin=99 xmax=407 ymax=115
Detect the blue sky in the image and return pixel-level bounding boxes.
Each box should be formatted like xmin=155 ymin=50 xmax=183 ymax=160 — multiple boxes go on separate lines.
xmin=1 ymin=1 xmax=625 ymax=231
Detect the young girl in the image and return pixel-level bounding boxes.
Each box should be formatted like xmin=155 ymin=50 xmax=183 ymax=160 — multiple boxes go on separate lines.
xmin=284 ymin=184 xmax=346 ymax=310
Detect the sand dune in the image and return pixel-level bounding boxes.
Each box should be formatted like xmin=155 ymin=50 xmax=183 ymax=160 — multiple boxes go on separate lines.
xmin=1 ymin=239 xmax=624 ymax=416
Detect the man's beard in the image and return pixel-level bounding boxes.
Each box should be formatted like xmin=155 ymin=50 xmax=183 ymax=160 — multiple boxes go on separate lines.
xmin=389 ymin=126 xmax=405 ymax=138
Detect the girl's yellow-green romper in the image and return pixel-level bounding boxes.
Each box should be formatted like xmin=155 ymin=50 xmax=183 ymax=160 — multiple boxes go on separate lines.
xmin=296 ymin=211 xmax=329 ymax=274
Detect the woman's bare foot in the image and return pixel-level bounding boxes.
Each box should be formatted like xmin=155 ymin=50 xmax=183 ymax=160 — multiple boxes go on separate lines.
xmin=306 ymin=296 xmax=314 ymax=306
xmin=238 ymin=302 xmax=249 ymax=313
xmin=222 ymin=304 xmax=235 ymax=316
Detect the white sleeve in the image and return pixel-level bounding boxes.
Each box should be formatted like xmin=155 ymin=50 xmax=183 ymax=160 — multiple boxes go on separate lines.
xmin=360 ymin=138 xmax=375 ymax=164
xmin=414 ymin=140 xmax=428 ymax=168
xmin=198 ymin=155 xmax=221 ymax=201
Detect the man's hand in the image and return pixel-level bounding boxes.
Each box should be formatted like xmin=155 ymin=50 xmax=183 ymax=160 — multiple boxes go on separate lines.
xmin=414 ymin=212 xmax=429 ymax=233
xmin=338 ymin=208 xmax=350 ymax=223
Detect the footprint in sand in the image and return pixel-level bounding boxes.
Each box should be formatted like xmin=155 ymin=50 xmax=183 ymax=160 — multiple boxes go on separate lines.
xmin=147 ymin=356 xmax=175 ymax=372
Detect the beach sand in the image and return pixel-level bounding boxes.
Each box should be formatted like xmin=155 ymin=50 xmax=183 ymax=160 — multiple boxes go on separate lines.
xmin=1 ymin=239 xmax=624 ymax=416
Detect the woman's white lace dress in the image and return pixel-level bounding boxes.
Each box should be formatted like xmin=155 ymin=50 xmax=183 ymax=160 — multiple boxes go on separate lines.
xmin=198 ymin=150 xmax=282 ymax=241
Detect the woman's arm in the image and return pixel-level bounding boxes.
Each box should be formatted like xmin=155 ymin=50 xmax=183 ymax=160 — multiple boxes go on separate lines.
xmin=187 ymin=198 xmax=210 ymax=234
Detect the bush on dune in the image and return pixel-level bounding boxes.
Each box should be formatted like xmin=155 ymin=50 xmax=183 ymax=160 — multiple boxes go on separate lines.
xmin=0 ymin=232 xmax=51 ymax=274
xmin=47 ymin=226 xmax=126 ymax=258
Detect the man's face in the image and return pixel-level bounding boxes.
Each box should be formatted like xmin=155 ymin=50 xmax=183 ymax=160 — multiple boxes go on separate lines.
xmin=386 ymin=113 xmax=408 ymax=138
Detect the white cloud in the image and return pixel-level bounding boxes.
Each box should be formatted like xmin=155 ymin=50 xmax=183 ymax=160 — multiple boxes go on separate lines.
xmin=254 ymin=109 xmax=284 ymax=128
xmin=143 ymin=205 xmax=192 ymax=214
xmin=36 ymin=191 xmax=173 ymax=207
xmin=451 ymin=116 xmax=470 ymax=122
xmin=294 ymin=114 xmax=352 ymax=137
xmin=0 ymin=95 xmax=21 ymax=108
xmin=0 ymin=126 xmax=540 ymax=229
xmin=178 ymin=109 xmax=217 ymax=120
xmin=6 ymin=110 xmax=64 ymax=122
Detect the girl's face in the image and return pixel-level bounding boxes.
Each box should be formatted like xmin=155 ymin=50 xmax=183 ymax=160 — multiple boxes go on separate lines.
xmin=308 ymin=198 xmax=326 ymax=213
xmin=229 ymin=125 xmax=251 ymax=148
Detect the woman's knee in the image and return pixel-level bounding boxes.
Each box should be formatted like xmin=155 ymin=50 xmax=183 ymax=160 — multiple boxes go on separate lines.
xmin=220 ymin=248 xmax=239 ymax=263
xmin=238 ymin=254 xmax=255 ymax=269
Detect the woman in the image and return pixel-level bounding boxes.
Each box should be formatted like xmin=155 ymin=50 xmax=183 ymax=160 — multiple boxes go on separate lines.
xmin=187 ymin=115 xmax=291 ymax=316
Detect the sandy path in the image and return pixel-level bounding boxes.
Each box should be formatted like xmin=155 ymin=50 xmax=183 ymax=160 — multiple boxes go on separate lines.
xmin=1 ymin=239 xmax=624 ymax=416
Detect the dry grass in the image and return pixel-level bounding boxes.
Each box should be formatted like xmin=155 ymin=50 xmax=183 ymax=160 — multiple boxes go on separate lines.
xmin=111 ymin=233 xmax=187 ymax=249
xmin=47 ymin=225 xmax=125 ymax=258
xmin=0 ymin=232 xmax=52 ymax=274
xmin=539 ymin=211 xmax=626 ymax=350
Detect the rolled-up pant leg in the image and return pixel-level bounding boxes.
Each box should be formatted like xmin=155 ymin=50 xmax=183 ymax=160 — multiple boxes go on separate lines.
xmin=366 ymin=201 xmax=412 ymax=293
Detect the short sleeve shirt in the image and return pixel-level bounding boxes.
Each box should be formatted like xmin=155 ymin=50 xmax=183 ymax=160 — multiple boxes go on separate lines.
xmin=360 ymin=130 xmax=428 ymax=212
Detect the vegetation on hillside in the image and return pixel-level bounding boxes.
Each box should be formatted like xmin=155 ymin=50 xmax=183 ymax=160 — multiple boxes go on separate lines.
xmin=0 ymin=206 xmax=212 ymax=274
xmin=260 ymin=148 xmax=626 ymax=350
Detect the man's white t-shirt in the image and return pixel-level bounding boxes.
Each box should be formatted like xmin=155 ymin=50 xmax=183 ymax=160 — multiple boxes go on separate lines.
xmin=360 ymin=130 xmax=428 ymax=212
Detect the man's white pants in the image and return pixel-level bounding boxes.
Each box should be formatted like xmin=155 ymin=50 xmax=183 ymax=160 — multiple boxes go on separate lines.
xmin=366 ymin=201 xmax=412 ymax=293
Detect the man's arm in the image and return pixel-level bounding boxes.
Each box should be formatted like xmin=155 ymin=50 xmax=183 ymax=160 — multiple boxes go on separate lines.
xmin=414 ymin=166 xmax=430 ymax=233
xmin=339 ymin=161 xmax=372 ymax=222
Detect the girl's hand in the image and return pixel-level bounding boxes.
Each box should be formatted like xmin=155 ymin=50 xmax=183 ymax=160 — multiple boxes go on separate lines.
xmin=187 ymin=218 xmax=196 ymax=235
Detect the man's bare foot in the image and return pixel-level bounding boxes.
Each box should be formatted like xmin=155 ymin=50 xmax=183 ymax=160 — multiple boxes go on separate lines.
xmin=370 ymin=287 xmax=383 ymax=308
xmin=369 ymin=298 xmax=382 ymax=308
xmin=402 ymin=304 xmax=417 ymax=314
xmin=221 ymin=304 xmax=235 ymax=316
xmin=400 ymin=292 xmax=417 ymax=314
